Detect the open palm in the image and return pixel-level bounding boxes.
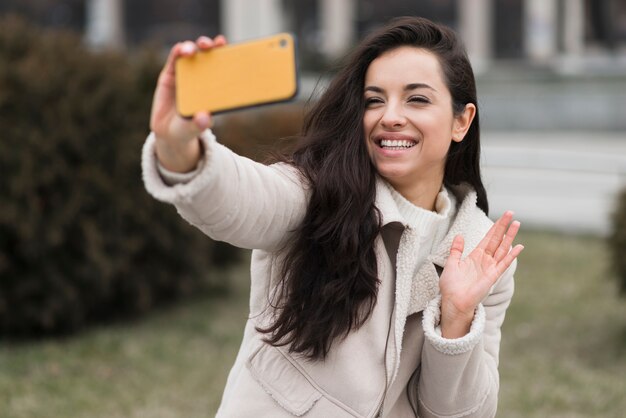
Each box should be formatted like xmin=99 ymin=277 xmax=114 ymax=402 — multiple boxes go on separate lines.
xmin=439 ymin=211 xmax=524 ymax=333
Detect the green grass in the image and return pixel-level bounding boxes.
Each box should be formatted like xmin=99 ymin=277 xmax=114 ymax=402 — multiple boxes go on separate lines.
xmin=499 ymin=231 xmax=626 ymax=418
xmin=1 ymin=230 xmax=625 ymax=417
xmin=0 ymin=263 xmax=251 ymax=418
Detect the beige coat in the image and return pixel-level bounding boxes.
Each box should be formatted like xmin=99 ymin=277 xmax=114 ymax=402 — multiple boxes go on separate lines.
xmin=142 ymin=130 xmax=515 ymax=418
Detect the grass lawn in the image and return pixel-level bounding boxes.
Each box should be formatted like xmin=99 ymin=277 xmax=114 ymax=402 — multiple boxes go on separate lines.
xmin=1 ymin=230 xmax=625 ymax=417
xmin=499 ymin=230 xmax=626 ymax=417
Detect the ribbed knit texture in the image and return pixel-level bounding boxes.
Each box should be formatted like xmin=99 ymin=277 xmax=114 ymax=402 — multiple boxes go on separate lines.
xmin=387 ymin=184 xmax=455 ymax=255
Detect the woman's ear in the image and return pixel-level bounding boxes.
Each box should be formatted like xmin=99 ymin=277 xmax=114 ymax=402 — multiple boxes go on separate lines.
xmin=451 ymin=103 xmax=476 ymax=143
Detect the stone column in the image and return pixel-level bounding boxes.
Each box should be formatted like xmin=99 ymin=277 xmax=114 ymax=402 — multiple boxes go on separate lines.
xmin=524 ymin=0 xmax=558 ymax=62
xmin=85 ymin=0 xmax=125 ymax=50
xmin=320 ymin=0 xmax=357 ymax=61
xmin=221 ymin=0 xmax=284 ymax=42
xmin=563 ymin=0 xmax=585 ymax=55
xmin=557 ymin=0 xmax=585 ymax=73
xmin=458 ymin=0 xmax=493 ymax=73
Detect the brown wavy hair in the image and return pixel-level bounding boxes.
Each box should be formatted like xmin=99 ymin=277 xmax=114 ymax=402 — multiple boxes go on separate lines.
xmin=258 ymin=16 xmax=488 ymax=359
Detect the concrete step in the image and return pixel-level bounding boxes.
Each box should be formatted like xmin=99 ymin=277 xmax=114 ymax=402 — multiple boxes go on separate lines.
xmin=482 ymin=131 xmax=626 ymax=235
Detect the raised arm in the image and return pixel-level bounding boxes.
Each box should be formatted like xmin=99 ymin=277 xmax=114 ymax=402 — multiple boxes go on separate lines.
xmin=143 ymin=37 xmax=308 ymax=251
xmin=417 ymin=212 xmax=522 ymax=417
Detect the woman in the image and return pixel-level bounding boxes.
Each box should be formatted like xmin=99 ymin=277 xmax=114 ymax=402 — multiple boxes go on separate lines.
xmin=143 ymin=16 xmax=523 ymax=418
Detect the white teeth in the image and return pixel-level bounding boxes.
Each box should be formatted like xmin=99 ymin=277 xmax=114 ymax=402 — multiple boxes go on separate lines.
xmin=380 ymin=139 xmax=416 ymax=148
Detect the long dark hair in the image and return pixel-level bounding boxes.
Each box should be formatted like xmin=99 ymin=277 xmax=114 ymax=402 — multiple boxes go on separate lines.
xmin=257 ymin=16 xmax=488 ymax=360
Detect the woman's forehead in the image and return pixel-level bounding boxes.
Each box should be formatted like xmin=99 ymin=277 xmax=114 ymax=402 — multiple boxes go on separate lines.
xmin=364 ymin=47 xmax=445 ymax=89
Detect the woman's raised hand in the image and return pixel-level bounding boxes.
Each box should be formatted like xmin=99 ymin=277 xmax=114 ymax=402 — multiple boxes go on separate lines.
xmin=150 ymin=35 xmax=227 ymax=173
xmin=438 ymin=211 xmax=524 ymax=338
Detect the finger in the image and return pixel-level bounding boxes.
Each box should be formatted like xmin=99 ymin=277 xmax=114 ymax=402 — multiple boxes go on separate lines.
xmin=179 ymin=40 xmax=197 ymax=56
xmin=214 ymin=34 xmax=228 ymax=46
xmin=481 ymin=211 xmax=514 ymax=256
xmin=493 ymin=220 xmax=521 ymax=262
xmin=170 ymin=113 xmax=203 ymax=139
xmin=159 ymin=41 xmax=196 ymax=83
xmin=446 ymin=235 xmax=464 ymax=266
xmin=193 ymin=111 xmax=212 ymax=131
xmin=496 ymin=244 xmax=524 ymax=276
xmin=196 ymin=35 xmax=214 ymax=50
xmin=159 ymin=42 xmax=183 ymax=80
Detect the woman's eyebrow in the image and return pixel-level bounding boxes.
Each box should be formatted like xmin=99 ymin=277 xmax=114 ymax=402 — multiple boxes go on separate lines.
xmin=364 ymin=85 xmax=384 ymax=93
xmin=405 ymin=83 xmax=436 ymax=92
xmin=364 ymin=83 xmax=436 ymax=93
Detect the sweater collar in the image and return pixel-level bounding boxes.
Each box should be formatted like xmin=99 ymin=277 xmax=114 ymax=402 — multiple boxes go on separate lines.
xmin=374 ymin=176 xmax=454 ymax=227
xmin=375 ymin=179 xmax=491 ymax=266
xmin=428 ymin=183 xmax=491 ymax=267
xmin=386 ymin=183 xmax=453 ymax=226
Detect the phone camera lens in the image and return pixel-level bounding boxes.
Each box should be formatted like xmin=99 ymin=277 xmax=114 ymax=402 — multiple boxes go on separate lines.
xmin=279 ymin=39 xmax=288 ymax=48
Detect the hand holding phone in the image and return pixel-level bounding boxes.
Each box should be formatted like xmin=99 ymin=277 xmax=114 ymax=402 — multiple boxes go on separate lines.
xmin=175 ymin=33 xmax=299 ymax=116
xmin=149 ymin=36 xmax=228 ymax=173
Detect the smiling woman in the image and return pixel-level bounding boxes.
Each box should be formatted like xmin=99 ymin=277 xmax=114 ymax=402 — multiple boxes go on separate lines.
xmin=363 ymin=46 xmax=476 ymax=209
xmin=142 ymin=16 xmax=523 ymax=418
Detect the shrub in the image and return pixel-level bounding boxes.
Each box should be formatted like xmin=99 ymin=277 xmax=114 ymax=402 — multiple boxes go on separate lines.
xmin=213 ymin=102 xmax=305 ymax=161
xmin=609 ymin=187 xmax=626 ymax=295
xmin=0 ymin=16 xmax=239 ymax=337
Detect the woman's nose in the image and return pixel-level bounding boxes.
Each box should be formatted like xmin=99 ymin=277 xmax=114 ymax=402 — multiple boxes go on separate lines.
xmin=380 ymin=103 xmax=407 ymax=129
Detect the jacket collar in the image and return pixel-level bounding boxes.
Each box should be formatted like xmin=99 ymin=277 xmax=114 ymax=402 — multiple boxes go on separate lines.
xmin=375 ymin=179 xmax=490 ymax=266
xmin=428 ymin=183 xmax=492 ymax=267
xmin=374 ymin=176 xmax=405 ymax=227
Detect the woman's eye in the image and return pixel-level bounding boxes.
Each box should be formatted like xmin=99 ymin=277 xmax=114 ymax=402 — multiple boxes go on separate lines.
xmin=409 ymin=96 xmax=430 ymax=104
xmin=365 ymin=97 xmax=383 ymax=107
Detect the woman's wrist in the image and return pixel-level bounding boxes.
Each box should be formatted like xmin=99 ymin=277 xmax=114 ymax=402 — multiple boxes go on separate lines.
xmin=440 ymin=301 xmax=475 ymax=339
xmin=154 ymin=135 xmax=202 ymax=173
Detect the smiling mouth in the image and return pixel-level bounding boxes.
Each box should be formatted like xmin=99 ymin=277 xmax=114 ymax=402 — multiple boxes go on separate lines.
xmin=377 ymin=138 xmax=418 ymax=150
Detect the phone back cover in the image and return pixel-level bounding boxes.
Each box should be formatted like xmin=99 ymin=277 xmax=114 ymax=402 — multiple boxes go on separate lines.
xmin=175 ymin=33 xmax=298 ymax=116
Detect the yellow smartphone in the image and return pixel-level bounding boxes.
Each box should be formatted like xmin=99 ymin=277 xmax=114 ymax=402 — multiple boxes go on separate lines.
xmin=175 ymin=33 xmax=298 ymax=116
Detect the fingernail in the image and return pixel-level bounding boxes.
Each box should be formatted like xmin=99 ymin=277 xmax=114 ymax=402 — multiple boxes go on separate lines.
xmin=181 ymin=42 xmax=195 ymax=54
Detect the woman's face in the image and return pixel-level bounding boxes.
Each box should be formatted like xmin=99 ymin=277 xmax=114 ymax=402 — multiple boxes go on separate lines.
xmin=363 ymin=46 xmax=474 ymax=193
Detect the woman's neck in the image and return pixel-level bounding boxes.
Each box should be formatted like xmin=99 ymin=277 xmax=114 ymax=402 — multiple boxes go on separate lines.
xmin=388 ymin=178 xmax=444 ymax=211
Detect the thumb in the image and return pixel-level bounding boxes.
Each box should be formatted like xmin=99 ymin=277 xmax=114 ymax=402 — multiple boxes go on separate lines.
xmin=193 ymin=111 xmax=212 ymax=131
xmin=169 ymin=112 xmax=206 ymax=140
xmin=447 ymin=234 xmax=464 ymax=266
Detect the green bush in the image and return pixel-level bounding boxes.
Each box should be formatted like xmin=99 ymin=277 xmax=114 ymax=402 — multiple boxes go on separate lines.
xmin=213 ymin=101 xmax=305 ymax=161
xmin=0 ymin=16 xmax=239 ymax=337
xmin=609 ymin=187 xmax=626 ymax=295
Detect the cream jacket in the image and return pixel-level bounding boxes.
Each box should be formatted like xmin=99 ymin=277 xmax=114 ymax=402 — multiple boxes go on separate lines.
xmin=142 ymin=130 xmax=515 ymax=418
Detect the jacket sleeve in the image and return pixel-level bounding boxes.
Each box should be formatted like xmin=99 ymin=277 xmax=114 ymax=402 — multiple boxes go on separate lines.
xmin=141 ymin=129 xmax=308 ymax=251
xmin=417 ymin=260 xmax=516 ymax=418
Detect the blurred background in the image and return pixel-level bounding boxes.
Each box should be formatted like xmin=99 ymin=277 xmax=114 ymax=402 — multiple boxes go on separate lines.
xmin=1 ymin=1 xmax=625 ymax=417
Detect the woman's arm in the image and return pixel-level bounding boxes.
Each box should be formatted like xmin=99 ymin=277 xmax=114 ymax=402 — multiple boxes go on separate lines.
xmin=144 ymin=36 xmax=307 ymax=251
xmin=417 ymin=263 xmax=515 ymax=418
xmin=142 ymin=129 xmax=307 ymax=251
xmin=416 ymin=212 xmax=522 ymax=417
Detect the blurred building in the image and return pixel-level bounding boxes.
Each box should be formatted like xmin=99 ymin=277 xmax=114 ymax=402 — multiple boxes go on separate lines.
xmin=4 ymin=0 xmax=624 ymax=129
xmin=1 ymin=0 xmax=624 ymax=233
xmin=1 ymin=0 xmax=625 ymax=74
